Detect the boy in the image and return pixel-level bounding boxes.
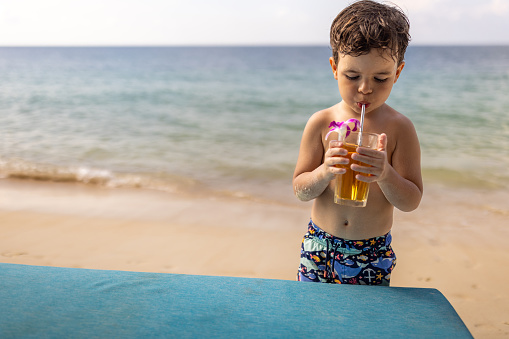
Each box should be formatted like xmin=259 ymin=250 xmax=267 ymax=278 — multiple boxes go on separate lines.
xmin=293 ymin=0 xmax=423 ymax=285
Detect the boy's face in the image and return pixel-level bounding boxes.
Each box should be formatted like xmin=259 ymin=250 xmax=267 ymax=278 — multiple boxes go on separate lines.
xmin=329 ymin=49 xmax=404 ymax=115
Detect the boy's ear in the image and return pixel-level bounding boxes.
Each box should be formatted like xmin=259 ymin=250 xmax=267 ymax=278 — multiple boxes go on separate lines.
xmin=329 ymin=57 xmax=338 ymax=80
xmin=394 ymin=62 xmax=405 ymax=83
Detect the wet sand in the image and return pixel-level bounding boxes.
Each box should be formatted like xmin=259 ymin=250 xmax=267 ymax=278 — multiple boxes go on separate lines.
xmin=1 ymin=178 xmax=508 ymax=338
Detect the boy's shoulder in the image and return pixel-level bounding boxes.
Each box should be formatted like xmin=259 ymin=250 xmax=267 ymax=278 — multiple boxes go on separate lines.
xmin=376 ymin=104 xmax=415 ymax=130
xmin=306 ymin=104 xmax=339 ymax=130
xmin=301 ymin=105 xmax=342 ymax=143
xmin=376 ymin=104 xmax=418 ymax=149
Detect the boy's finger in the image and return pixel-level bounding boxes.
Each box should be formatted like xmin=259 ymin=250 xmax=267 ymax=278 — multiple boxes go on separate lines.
xmin=355 ymin=174 xmax=377 ymax=183
xmin=330 ymin=156 xmax=349 ymax=166
xmin=352 ymin=151 xmax=381 ymax=163
xmin=329 ymin=140 xmax=343 ymax=148
xmin=328 ymin=147 xmax=348 ymax=156
xmin=352 ymin=164 xmax=377 ymax=175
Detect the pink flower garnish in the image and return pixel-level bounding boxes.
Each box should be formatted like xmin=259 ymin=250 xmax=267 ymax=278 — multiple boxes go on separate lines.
xmin=325 ymin=119 xmax=360 ymax=140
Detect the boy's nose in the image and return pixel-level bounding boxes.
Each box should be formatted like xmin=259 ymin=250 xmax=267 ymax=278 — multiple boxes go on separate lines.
xmin=358 ymin=80 xmax=373 ymax=94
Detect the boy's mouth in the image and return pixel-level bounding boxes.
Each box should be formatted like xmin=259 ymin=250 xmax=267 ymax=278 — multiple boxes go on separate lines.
xmin=357 ymin=102 xmax=370 ymax=109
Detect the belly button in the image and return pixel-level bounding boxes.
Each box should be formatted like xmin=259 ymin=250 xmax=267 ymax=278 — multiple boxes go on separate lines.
xmin=344 ymin=220 xmax=349 ymax=226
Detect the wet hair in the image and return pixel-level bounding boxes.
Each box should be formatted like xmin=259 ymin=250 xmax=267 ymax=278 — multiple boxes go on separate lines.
xmin=330 ymin=0 xmax=410 ymax=66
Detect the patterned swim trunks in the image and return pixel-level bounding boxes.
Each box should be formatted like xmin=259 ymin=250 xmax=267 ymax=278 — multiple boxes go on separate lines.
xmin=298 ymin=220 xmax=396 ymax=285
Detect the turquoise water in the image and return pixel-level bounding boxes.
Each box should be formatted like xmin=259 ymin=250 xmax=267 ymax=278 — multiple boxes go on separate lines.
xmin=1 ymin=46 xmax=508 ymax=198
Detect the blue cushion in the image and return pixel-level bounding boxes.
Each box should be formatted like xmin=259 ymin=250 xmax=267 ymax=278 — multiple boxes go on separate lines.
xmin=0 ymin=263 xmax=471 ymax=338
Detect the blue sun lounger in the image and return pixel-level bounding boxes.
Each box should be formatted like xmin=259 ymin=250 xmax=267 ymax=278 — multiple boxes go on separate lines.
xmin=0 ymin=263 xmax=471 ymax=338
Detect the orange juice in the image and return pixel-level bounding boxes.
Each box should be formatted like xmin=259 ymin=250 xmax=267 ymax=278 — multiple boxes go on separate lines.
xmin=334 ymin=132 xmax=379 ymax=207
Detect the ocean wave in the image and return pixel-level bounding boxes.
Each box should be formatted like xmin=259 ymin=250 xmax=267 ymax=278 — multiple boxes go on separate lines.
xmin=0 ymin=157 xmax=198 ymax=193
xmin=0 ymin=157 xmax=297 ymax=206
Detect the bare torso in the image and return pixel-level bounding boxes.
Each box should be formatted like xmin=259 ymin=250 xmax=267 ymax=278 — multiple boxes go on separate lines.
xmin=311 ymin=180 xmax=394 ymax=239
xmin=295 ymin=102 xmax=419 ymax=240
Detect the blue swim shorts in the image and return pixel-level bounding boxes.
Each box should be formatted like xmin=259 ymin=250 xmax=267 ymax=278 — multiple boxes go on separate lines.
xmin=298 ymin=220 xmax=396 ymax=285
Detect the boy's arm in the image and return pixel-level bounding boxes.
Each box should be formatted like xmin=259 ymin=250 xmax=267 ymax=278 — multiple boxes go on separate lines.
xmin=293 ymin=113 xmax=348 ymax=201
xmin=352 ymin=118 xmax=423 ymax=211
xmin=378 ymin=123 xmax=423 ymax=211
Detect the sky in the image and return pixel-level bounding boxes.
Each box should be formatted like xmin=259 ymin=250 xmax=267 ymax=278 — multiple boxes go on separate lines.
xmin=0 ymin=0 xmax=508 ymax=46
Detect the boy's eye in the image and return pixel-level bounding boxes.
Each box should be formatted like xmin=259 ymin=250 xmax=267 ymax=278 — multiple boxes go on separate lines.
xmin=344 ymin=74 xmax=388 ymax=83
xmin=345 ymin=75 xmax=359 ymax=81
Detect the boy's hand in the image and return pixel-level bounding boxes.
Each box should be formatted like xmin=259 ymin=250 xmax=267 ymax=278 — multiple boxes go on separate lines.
xmin=350 ymin=133 xmax=388 ymax=183
xmin=323 ymin=140 xmax=349 ymax=179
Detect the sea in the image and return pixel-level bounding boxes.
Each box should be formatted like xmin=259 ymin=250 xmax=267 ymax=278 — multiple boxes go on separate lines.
xmin=1 ymin=46 xmax=508 ymax=202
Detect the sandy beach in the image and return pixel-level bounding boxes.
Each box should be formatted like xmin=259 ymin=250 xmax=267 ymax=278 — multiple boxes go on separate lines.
xmin=1 ymin=178 xmax=508 ymax=338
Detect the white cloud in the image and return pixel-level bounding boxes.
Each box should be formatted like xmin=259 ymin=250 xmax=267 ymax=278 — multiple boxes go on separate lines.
xmin=477 ymin=0 xmax=509 ymax=16
xmin=392 ymin=0 xmax=443 ymax=13
xmin=0 ymin=0 xmax=507 ymax=46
